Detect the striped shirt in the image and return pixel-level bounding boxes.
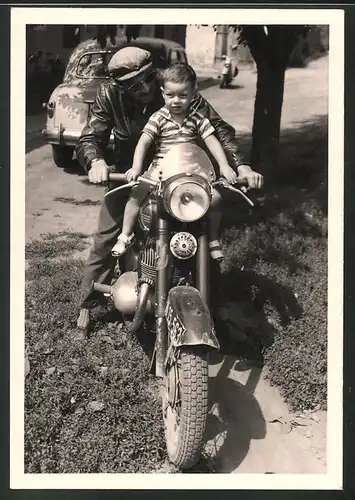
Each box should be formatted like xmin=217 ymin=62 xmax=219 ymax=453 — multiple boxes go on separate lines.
xmin=142 ymin=106 xmax=215 ymax=162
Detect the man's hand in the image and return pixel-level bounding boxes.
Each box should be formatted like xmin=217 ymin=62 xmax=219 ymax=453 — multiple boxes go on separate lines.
xmin=220 ymin=164 xmax=238 ymax=185
xmin=125 ymin=167 xmax=141 ymax=182
xmin=237 ymin=164 xmax=264 ymax=190
xmin=88 ymin=159 xmax=109 ymax=184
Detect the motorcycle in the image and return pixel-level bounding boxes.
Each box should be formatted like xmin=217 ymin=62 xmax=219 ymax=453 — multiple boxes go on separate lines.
xmin=92 ymin=143 xmax=255 ymax=470
xmin=219 ymin=55 xmax=239 ymax=89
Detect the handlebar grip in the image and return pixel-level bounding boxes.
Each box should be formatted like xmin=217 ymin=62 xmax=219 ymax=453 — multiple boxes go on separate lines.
xmin=234 ymin=177 xmax=249 ymax=187
xmin=108 ymin=173 xmax=127 ymax=182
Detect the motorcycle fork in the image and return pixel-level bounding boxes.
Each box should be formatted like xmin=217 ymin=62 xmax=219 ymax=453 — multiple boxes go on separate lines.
xmin=155 ymin=212 xmax=173 ymax=378
xmin=196 ymin=220 xmax=210 ymax=306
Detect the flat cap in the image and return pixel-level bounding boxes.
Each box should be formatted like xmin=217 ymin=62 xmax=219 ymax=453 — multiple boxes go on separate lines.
xmin=108 ymin=46 xmax=152 ymax=81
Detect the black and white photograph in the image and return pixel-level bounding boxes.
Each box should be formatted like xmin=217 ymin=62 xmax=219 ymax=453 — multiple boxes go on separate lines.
xmin=10 ymin=7 xmax=344 ymax=489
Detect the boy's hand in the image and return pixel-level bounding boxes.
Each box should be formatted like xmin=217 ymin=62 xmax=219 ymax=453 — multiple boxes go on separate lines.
xmin=237 ymin=165 xmax=264 ymax=190
xmin=220 ymin=164 xmax=238 ymax=185
xmin=125 ymin=167 xmax=141 ymax=182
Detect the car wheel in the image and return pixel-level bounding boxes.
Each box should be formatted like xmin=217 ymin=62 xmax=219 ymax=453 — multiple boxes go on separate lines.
xmin=52 ymin=145 xmax=74 ymax=168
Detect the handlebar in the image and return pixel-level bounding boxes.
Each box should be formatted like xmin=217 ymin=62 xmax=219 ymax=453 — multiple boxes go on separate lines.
xmin=108 ymin=172 xmax=249 ymax=187
xmin=107 ymin=173 xmax=254 ymax=206
xmin=108 ymin=173 xmax=127 ymax=182
xmin=213 ymin=177 xmax=249 ymax=188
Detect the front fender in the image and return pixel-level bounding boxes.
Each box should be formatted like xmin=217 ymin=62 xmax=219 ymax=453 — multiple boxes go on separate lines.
xmin=165 ymin=286 xmax=220 ymax=350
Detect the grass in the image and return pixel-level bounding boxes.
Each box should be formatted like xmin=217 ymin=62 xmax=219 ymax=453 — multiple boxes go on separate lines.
xmin=25 ymin=235 xmax=166 ymax=473
xmin=25 ymin=231 xmax=89 ymax=260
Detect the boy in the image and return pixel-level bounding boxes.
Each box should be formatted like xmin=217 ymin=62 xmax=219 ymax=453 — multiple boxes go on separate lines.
xmin=112 ymin=63 xmax=240 ymax=260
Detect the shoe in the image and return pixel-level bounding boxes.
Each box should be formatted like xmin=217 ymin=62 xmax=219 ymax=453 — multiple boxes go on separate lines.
xmin=209 ymin=240 xmax=224 ymax=261
xmin=112 ymin=233 xmax=135 ymax=257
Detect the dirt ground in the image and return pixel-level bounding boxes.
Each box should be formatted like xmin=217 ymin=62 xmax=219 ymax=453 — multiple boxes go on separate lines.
xmin=25 ymin=56 xmax=329 ymax=474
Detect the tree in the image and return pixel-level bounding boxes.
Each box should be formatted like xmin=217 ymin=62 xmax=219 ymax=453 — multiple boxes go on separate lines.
xmin=236 ymin=25 xmax=310 ymax=171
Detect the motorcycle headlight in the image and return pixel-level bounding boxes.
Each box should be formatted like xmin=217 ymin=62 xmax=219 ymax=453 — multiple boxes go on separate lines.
xmin=163 ymin=174 xmax=211 ymax=222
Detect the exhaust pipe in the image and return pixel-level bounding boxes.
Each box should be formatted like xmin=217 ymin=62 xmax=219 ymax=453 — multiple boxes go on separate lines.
xmin=127 ymin=283 xmax=150 ymax=333
xmin=93 ymin=282 xmax=111 ymax=294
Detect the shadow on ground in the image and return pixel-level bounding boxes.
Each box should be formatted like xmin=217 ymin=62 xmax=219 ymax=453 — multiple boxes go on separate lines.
xmin=206 ymin=355 xmax=265 ymax=472
xmin=213 ymin=266 xmax=302 ymax=355
xmin=219 ymin=83 xmax=244 ymax=90
xmin=234 ymin=114 xmax=328 ymax=211
xmin=188 ymin=262 xmax=304 ymax=473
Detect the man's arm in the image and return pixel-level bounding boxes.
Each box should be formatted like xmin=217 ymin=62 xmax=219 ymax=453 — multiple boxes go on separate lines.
xmin=75 ymin=83 xmax=114 ymax=173
xmin=191 ymin=93 xmax=250 ymax=171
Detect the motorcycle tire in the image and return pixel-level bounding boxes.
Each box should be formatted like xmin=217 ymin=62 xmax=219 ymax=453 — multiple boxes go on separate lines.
xmin=219 ymin=75 xmax=226 ymax=89
xmin=52 ymin=145 xmax=74 ymax=168
xmin=162 ymin=346 xmax=209 ymax=470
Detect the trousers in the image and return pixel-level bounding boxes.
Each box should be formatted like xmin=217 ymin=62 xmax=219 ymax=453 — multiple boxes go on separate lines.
xmin=80 ymin=189 xmax=130 ymax=309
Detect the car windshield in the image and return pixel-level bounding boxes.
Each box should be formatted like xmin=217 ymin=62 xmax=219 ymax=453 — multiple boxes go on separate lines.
xmin=76 ymin=51 xmax=116 ymax=78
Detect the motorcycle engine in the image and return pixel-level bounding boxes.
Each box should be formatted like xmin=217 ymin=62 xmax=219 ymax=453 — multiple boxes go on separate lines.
xmin=137 ymin=197 xmax=196 ymax=287
xmin=138 ymin=244 xmax=195 ymax=287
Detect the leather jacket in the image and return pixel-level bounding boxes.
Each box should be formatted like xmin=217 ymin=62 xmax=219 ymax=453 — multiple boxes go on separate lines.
xmin=75 ymin=78 xmax=250 ymax=174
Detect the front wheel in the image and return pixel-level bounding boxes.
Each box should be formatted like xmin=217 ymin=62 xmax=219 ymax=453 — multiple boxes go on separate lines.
xmin=52 ymin=144 xmax=74 ymax=168
xmin=162 ymin=346 xmax=209 ymax=470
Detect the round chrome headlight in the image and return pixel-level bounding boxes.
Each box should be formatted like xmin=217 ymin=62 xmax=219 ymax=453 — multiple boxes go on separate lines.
xmin=163 ymin=174 xmax=211 ymax=222
xmin=170 ymin=232 xmax=198 ymax=260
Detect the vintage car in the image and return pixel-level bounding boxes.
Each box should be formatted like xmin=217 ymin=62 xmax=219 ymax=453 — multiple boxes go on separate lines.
xmin=42 ymin=37 xmax=188 ymax=168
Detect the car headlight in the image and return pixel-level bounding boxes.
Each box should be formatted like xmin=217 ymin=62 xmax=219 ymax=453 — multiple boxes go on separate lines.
xmin=163 ymin=174 xmax=211 ymax=222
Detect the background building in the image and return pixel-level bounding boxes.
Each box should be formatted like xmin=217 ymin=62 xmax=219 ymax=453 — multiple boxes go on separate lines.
xmin=26 ymin=25 xmax=187 ymax=64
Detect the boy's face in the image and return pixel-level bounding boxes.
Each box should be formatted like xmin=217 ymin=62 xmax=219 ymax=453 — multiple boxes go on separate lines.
xmin=162 ymin=81 xmax=194 ymax=115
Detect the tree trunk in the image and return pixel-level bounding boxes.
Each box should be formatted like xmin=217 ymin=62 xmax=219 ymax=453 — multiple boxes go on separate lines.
xmin=251 ymin=60 xmax=286 ymax=173
xmin=240 ymin=25 xmax=305 ymax=173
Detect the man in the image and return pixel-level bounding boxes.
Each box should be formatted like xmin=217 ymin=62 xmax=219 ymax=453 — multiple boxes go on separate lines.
xmin=75 ymin=46 xmax=263 ymax=337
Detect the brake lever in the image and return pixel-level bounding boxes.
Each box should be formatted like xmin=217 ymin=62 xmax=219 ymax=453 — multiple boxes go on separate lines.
xmin=105 ymin=180 xmax=139 ymax=198
xmin=212 ymin=179 xmax=254 ymax=207
xmin=226 ymin=185 xmax=254 ymax=207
